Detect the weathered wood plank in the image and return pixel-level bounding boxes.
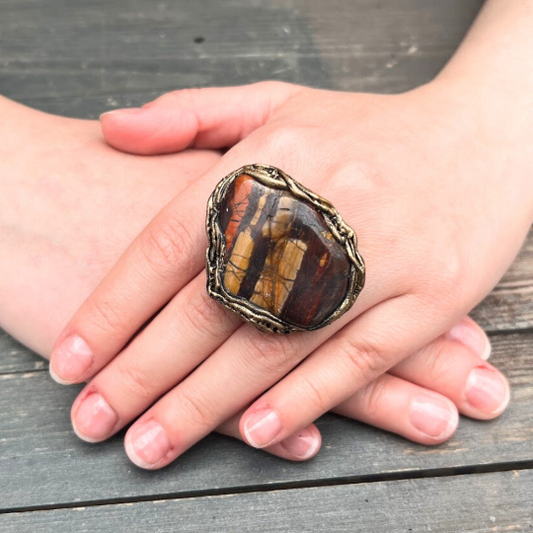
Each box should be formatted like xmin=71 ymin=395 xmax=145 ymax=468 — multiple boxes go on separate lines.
xmin=0 ymin=0 xmax=483 ymax=117
xmin=1 ymin=331 xmax=531 ymax=511
xmin=1 ymin=470 xmax=531 ymax=532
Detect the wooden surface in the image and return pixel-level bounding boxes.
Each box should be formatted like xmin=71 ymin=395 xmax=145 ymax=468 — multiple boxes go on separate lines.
xmin=2 ymin=471 xmax=532 ymax=533
xmin=2 ymin=0 xmax=533 ymax=531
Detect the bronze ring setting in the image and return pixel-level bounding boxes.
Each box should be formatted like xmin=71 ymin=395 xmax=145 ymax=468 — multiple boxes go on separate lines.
xmin=205 ymin=164 xmax=365 ymax=334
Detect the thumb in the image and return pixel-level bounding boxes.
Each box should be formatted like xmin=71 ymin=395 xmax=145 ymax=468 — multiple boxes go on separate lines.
xmin=100 ymin=81 xmax=302 ymax=155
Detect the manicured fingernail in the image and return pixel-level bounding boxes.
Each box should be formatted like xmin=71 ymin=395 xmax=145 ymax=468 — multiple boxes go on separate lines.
xmin=243 ymin=408 xmax=282 ymax=448
xmin=50 ymin=334 xmax=93 ymax=384
xmin=409 ymin=393 xmax=458 ymax=439
xmin=465 ymin=366 xmax=509 ymax=415
xmin=448 ymin=319 xmax=491 ymax=360
xmin=100 ymin=108 xmax=144 ymax=119
xmin=280 ymin=428 xmax=320 ymax=459
xmin=126 ymin=419 xmax=171 ymax=469
xmin=72 ymin=393 xmax=118 ymax=442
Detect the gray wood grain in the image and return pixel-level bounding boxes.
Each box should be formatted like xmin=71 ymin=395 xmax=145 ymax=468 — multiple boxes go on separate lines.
xmin=1 ymin=470 xmax=531 ymax=532
xmin=0 ymin=0 xmax=483 ymax=117
xmin=1 ymin=331 xmax=531 ymax=511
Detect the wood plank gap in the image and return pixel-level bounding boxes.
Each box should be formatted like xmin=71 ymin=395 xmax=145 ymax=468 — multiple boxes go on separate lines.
xmin=2 ymin=460 xmax=532 ymax=516
xmin=0 ymin=367 xmax=48 ymax=377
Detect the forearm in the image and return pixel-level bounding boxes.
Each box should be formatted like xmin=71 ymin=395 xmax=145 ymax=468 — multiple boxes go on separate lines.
xmin=441 ymin=1 xmax=533 ymax=92
xmin=431 ymin=0 xmax=533 ymax=214
xmin=438 ymin=0 xmax=533 ymax=132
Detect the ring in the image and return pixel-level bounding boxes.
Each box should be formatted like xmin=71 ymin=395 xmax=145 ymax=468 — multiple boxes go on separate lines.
xmin=205 ymin=164 xmax=365 ymax=334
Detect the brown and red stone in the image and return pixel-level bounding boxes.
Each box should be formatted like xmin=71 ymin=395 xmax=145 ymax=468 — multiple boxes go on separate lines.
xmin=217 ymin=174 xmax=351 ymax=329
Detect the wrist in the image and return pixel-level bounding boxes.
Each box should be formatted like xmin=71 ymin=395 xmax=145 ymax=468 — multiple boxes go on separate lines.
xmin=407 ymin=77 xmax=533 ymax=226
xmin=427 ymin=0 xmax=533 ymax=151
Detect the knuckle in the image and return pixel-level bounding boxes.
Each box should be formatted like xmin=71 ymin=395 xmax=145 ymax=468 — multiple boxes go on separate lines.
xmin=420 ymin=252 xmax=468 ymax=312
xmin=435 ymin=250 xmax=465 ymax=294
xmin=292 ymin=373 xmax=332 ymax=413
xmin=140 ymin=213 xmax=193 ymax=277
xmin=88 ymin=296 xmax=127 ymax=335
xmin=177 ymin=387 xmax=218 ymax=428
xmin=246 ymin=332 xmax=301 ymax=374
xmin=251 ymin=80 xmax=300 ymax=106
xmin=336 ymin=335 xmax=386 ymax=384
xmin=423 ymin=341 xmax=460 ymax=383
xmin=356 ymin=376 xmax=390 ymax=418
xmin=116 ymin=356 xmax=157 ymax=402
xmin=181 ymin=288 xmax=235 ymax=339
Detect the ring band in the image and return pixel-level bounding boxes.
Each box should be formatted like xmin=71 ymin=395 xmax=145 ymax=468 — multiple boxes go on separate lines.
xmin=206 ymin=164 xmax=365 ymax=334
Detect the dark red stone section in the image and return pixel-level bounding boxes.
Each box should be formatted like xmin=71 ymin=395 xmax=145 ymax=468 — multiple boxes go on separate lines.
xmin=219 ymin=174 xmax=351 ymax=329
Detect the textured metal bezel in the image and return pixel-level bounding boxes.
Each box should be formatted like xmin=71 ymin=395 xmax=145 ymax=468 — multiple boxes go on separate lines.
xmin=205 ymin=164 xmax=365 ymax=334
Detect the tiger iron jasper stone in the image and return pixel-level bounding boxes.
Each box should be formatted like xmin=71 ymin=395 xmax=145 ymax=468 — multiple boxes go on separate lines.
xmin=206 ymin=164 xmax=365 ymax=333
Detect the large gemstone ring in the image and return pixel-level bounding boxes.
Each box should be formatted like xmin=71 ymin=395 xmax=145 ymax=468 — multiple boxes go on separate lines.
xmin=205 ymin=164 xmax=365 ymax=334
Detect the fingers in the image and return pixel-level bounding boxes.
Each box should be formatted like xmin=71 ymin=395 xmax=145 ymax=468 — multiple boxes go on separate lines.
xmin=332 ymin=373 xmax=458 ymax=445
xmin=330 ymin=317 xmax=497 ymax=445
xmin=51 ymin=98 xmax=316 ymax=385
xmin=237 ymin=294 xmax=469 ymax=450
xmin=119 ymin=315 xmax=494 ymax=468
xmin=66 ymin=225 xmax=381 ymax=445
xmin=70 ymin=272 xmax=241 ymax=442
xmin=390 ymin=316 xmax=509 ymax=420
xmin=219 ymin=413 xmax=322 ymax=462
xmin=114 ymin=284 xmax=387 ymax=469
xmin=49 ymin=186 xmax=205 ymax=383
xmin=49 ymin=110 xmax=350 ymax=388
xmin=100 ymin=82 xmax=303 ymax=154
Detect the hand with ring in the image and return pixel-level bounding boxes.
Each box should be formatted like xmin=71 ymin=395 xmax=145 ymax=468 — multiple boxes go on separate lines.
xmin=49 ymin=3 xmax=533 ymax=469
xmin=0 ymin=94 xmax=501 ymax=464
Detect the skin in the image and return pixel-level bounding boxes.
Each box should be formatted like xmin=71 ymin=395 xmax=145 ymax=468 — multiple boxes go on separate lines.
xmin=47 ymin=0 xmax=533 ymax=469
xmin=0 ymin=96 xmax=499 ymax=463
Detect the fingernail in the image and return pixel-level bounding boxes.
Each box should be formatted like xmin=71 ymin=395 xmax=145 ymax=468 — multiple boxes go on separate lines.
xmin=280 ymin=428 xmax=320 ymax=459
xmin=448 ymin=319 xmax=491 ymax=360
xmin=465 ymin=366 xmax=509 ymax=415
xmin=100 ymin=108 xmax=144 ymax=119
xmin=50 ymin=334 xmax=93 ymax=384
xmin=72 ymin=393 xmax=118 ymax=442
xmin=126 ymin=419 xmax=171 ymax=469
xmin=409 ymin=393 xmax=458 ymax=439
xmin=243 ymin=408 xmax=282 ymax=448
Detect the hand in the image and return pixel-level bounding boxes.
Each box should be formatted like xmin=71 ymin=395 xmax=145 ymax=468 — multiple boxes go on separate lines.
xmin=0 ymin=96 xmax=218 ymax=354
xmin=49 ymin=77 xmax=527 ymax=469
xmin=0 ymin=97 xmax=498 ymax=463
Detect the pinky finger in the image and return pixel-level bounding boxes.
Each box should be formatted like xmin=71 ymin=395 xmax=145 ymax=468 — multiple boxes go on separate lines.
xmin=332 ymin=373 xmax=459 ymax=445
xmin=216 ymin=415 xmax=322 ymax=462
